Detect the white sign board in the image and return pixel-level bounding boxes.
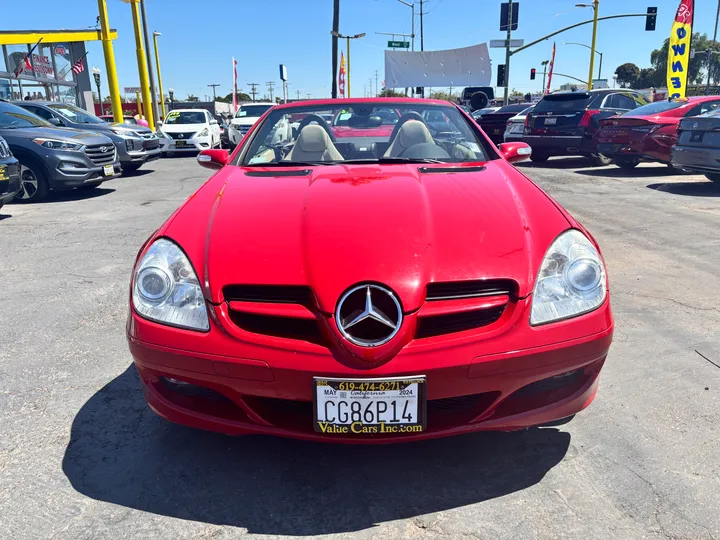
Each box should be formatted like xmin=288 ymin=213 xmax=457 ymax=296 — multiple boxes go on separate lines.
xmin=489 ymin=39 xmax=524 ymax=48
xmin=384 ymin=43 xmax=491 ymax=88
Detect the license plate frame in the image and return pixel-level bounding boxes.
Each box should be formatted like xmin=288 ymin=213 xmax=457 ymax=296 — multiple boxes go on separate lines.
xmin=313 ymin=376 xmax=427 ymax=435
xmin=102 ymin=164 xmax=114 ymax=177
xmin=174 ymin=140 xmax=188 ymax=147
xmin=544 ymin=117 xmax=557 ymax=125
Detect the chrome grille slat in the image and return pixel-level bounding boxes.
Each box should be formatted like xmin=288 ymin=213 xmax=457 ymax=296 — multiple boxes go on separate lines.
xmin=84 ymin=144 xmax=116 ymax=165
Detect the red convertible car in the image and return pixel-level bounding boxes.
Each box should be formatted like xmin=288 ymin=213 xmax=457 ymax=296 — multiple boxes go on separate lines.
xmin=127 ymin=98 xmax=613 ymax=442
xmin=594 ymin=96 xmax=720 ymax=169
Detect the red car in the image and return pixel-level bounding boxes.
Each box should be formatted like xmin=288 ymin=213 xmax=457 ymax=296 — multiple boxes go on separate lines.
xmin=127 ymin=98 xmax=613 ymax=443
xmin=594 ymin=96 xmax=720 ymax=169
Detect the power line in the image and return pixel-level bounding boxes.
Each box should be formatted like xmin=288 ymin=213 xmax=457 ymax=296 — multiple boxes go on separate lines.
xmin=207 ymin=83 xmax=220 ymax=102
xmin=266 ymin=81 xmax=275 ymax=102
xmin=374 ymin=69 xmax=379 ymax=96
xmin=247 ymin=82 xmax=259 ymax=102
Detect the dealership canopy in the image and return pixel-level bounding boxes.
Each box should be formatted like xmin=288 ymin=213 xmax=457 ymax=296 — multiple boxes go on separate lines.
xmin=384 ymin=43 xmax=491 ymax=88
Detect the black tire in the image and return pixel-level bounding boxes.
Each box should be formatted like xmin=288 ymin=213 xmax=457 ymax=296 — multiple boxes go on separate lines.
xmin=705 ymin=173 xmax=720 ymax=183
xmin=591 ymin=153 xmax=613 ymax=166
xmin=14 ymin=162 xmax=49 ymax=203
xmin=530 ymin=153 xmax=549 ymax=163
xmin=616 ymin=157 xmax=640 ymax=170
xmin=122 ymin=163 xmax=142 ymax=174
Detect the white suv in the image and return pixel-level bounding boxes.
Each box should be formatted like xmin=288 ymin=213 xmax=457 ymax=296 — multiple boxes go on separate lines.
xmin=229 ymin=103 xmax=274 ymax=147
xmin=159 ymin=109 xmax=221 ymax=153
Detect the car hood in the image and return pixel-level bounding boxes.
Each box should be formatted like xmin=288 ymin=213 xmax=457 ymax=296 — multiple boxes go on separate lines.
xmin=161 ymin=124 xmax=205 ymax=133
xmin=1 ymin=126 xmax=113 ymax=145
xmin=162 ymin=161 xmax=570 ymax=310
xmin=231 ymin=117 xmax=261 ymax=126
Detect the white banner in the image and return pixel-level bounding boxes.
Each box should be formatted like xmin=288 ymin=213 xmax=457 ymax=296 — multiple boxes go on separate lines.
xmin=384 ymin=43 xmax=491 ymax=88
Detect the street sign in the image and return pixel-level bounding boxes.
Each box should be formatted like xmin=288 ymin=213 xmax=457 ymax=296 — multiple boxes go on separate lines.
xmin=489 ymin=39 xmax=524 ymax=48
xmin=279 ymin=64 xmax=287 ymax=82
xmin=388 ymin=41 xmax=410 ymax=48
xmin=500 ymin=2 xmax=519 ymax=31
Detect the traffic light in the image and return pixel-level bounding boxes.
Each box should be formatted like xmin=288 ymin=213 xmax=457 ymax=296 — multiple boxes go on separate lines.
xmin=497 ymin=64 xmax=507 ymax=87
xmin=530 ymin=68 xmax=536 ymax=80
xmin=646 ymin=7 xmax=657 ymax=31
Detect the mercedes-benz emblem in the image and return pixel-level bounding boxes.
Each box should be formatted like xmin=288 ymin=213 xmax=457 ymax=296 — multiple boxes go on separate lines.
xmin=336 ymin=284 xmax=403 ymax=347
xmin=100 ymin=146 xmax=108 ymax=153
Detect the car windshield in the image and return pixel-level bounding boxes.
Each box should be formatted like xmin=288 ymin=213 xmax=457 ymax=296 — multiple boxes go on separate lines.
xmin=164 ymin=111 xmax=207 ymax=125
xmin=49 ymin=104 xmax=105 ymax=124
xmin=239 ymin=101 xmax=490 ymax=166
xmin=534 ymin=94 xmax=591 ymax=112
xmin=235 ymin=105 xmax=273 ymax=118
xmin=621 ymin=101 xmax=685 ymax=116
xmin=496 ymin=104 xmax=531 ymax=114
xmin=0 ymin=102 xmax=50 ymax=128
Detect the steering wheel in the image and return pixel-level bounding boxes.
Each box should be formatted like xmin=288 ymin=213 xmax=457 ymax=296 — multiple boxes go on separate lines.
xmin=296 ymin=114 xmax=336 ymax=142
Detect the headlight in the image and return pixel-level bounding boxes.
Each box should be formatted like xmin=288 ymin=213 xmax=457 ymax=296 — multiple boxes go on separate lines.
xmin=110 ymin=128 xmax=135 ymax=138
xmin=530 ymin=229 xmax=607 ymax=325
xmin=197 ymin=128 xmax=209 ymax=137
xmin=32 ymin=138 xmax=83 ymax=151
xmin=132 ymin=238 xmax=209 ymax=331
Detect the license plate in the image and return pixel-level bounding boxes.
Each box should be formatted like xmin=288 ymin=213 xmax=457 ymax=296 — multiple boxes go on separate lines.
xmin=175 ymin=140 xmax=187 ymax=147
xmin=314 ymin=376 xmax=426 ymax=435
xmin=544 ymin=117 xmax=557 ymax=125
xmin=103 ymin=164 xmax=114 ymax=176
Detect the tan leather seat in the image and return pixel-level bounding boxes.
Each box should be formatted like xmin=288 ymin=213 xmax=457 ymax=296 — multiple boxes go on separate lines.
xmin=384 ymin=120 xmax=434 ymax=157
xmin=285 ymin=125 xmax=343 ymax=162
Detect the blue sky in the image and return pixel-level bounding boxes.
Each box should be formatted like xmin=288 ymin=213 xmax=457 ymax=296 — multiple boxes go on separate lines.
xmin=3 ymin=0 xmax=718 ymax=99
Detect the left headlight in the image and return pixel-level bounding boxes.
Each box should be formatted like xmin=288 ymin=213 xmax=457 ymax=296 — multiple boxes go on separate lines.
xmin=110 ymin=128 xmax=139 ymax=138
xmin=132 ymin=238 xmax=210 ymax=331
xmin=32 ymin=138 xmax=83 ymax=151
xmin=530 ymin=229 xmax=607 ymax=326
xmin=197 ymin=127 xmax=209 ymax=137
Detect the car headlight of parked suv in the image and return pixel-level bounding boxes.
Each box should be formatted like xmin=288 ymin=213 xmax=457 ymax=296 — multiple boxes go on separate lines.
xmin=530 ymin=229 xmax=607 ymax=326
xmin=132 ymin=238 xmax=209 ymax=331
xmin=197 ymin=128 xmax=209 ymax=137
xmin=32 ymin=138 xmax=83 ymax=151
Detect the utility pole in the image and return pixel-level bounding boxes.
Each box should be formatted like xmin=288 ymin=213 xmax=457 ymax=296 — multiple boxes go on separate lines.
xmin=331 ymin=0 xmax=340 ymax=98
xmin=266 ymin=81 xmax=275 ymax=102
xmin=374 ymin=69 xmax=379 ymax=96
xmin=207 ymin=83 xmax=220 ymax=102
xmin=247 ymin=82 xmax=259 ymax=102
xmin=369 ymin=78 xmax=374 ymax=97
xmin=419 ymin=0 xmax=424 ymax=52
xmin=139 ymin=0 xmax=159 ymax=128
xmin=296 ymin=89 xmax=301 ymax=100
xmin=307 ymin=93 xmax=312 ymax=99
xmin=503 ymin=1 xmax=513 ymax=104
xmin=541 ymin=59 xmax=549 ymax=93
xmin=97 ymin=0 xmax=122 ymax=122
xmin=587 ymin=0 xmax=600 ymax=90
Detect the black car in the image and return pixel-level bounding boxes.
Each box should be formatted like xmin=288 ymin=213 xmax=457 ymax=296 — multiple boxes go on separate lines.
xmin=16 ymin=101 xmax=161 ymax=173
xmin=523 ymin=89 xmax=648 ymax=164
xmin=0 ymin=135 xmax=20 ymax=211
xmin=478 ymin=103 xmax=533 ymax=145
xmin=671 ymin=110 xmax=720 ymax=182
xmin=0 ymin=101 xmax=120 ymax=203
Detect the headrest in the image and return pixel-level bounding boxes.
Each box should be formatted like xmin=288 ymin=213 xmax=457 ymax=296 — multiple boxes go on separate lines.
xmin=296 ymin=125 xmax=331 ymax=152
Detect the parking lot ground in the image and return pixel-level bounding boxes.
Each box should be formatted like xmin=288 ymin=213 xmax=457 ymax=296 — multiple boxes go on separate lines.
xmin=1 ymin=157 xmax=719 ymax=540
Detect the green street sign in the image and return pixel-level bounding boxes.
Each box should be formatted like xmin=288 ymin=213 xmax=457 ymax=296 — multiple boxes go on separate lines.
xmin=388 ymin=41 xmax=410 ymax=49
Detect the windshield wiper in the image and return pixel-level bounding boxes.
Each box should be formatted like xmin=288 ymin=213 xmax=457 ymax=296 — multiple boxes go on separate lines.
xmin=344 ymin=157 xmax=447 ymax=164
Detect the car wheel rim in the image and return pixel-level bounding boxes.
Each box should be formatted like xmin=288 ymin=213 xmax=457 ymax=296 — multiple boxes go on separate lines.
xmin=18 ymin=165 xmax=38 ymax=200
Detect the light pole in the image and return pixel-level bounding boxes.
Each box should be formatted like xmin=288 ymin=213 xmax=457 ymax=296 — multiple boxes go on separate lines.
xmin=576 ymin=1 xmax=600 ymax=90
xmin=153 ymin=32 xmax=166 ymax=119
xmin=396 ymin=0 xmax=415 ymax=51
xmin=564 ymin=42 xmax=603 ymax=80
xmin=92 ymin=66 xmax=103 ymax=115
xmin=123 ymin=0 xmax=155 ymax=129
xmin=139 ymin=0 xmax=159 ymax=129
xmin=330 ymin=31 xmax=366 ymax=98
xmin=612 ymin=73 xmax=618 ymax=88
xmin=541 ymin=60 xmax=550 ymax=92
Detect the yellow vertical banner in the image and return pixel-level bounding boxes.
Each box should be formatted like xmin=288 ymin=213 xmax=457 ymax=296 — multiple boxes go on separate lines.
xmin=667 ymin=0 xmax=694 ymax=100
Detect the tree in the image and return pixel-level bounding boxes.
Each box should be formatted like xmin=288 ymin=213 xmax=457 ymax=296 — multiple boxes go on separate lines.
xmin=186 ymin=94 xmax=199 ymax=102
xmin=379 ymin=88 xmax=405 ymax=97
xmin=650 ymin=32 xmax=720 ymax=87
xmin=219 ymin=91 xmax=251 ymax=103
xmin=615 ymin=63 xmax=641 ymax=88
xmin=428 ymin=90 xmax=456 ymax=102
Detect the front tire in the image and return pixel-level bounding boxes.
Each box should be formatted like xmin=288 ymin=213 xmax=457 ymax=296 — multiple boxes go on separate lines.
xmin=530 ymin=153 xmax=549 ymax=163
xmin=705 ymin=173 xmax=720 ymax=183
xmin=591 ymin=153 xmax=612 ymax=166
xmin=122 ymin=163 xmax=143 ymax=174
xmin=616 ymin=157 xmax=640 ymax=170
xmin=14 ymin=163 xmax=49 ymax=203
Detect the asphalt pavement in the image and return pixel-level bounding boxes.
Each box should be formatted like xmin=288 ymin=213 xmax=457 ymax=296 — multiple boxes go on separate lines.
xmin=1 ymin=156 xmax=719 ymax=540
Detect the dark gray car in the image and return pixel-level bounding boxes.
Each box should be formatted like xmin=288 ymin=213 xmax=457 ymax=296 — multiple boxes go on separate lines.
xmin=672 ymin=111 xmax=720 ymax=183
xmin=15 ymin=101 xmax=161 ymax=173
xmin=0 ymin=101 xmax=120 ymax=202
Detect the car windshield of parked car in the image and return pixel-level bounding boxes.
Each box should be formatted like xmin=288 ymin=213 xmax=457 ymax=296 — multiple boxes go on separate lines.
xmin=621 ymin=100 xmax=685 ymax=116
xmin=49 ymin=104 xmax=105 ymax=124
xmin=239 ymin=102 xmax=489 ymax=166
xmin=235 ymin=105 xmax=273 ymax=118
xmin=164 ymin=111 xmax=206 ymax=125
xmin=534 ymin=94 xmax=591 ymax=112
xmin=0 ymin=102 xmax=51 ymax=128
xmin=496 ymin=104 xmax=531 ymax=114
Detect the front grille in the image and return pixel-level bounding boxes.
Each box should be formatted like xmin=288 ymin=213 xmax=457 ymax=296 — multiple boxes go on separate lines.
xmin=426 ymin=279 xmax=517 ymax=301
xmin=84 ymin=144 xmax=116 ymax=165
xmin=167 ymin=132 xmax=196 ymax=140
xmin=223 ymin=284 xmax=313 ymax=304
xmin=227 ymin=310 xmax=324 ymax=344
xmin=0 ymin=139 xmax=11 ymax=159
xmin=416 ymin=306 xmax=506 ymax=338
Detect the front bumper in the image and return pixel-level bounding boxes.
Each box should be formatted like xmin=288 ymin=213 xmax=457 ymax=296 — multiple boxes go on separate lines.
xmin=45 ymin=151 xmax=121 ymax=189
xmin=671 ymin=145 xmax=720 ymax=174
xmin=165 ymin=135 xmax=212 ymax=152
xmin=128 ymin=298 xmax=613 ymax=443
xmin=521 ymin=134 xmax=593 ymax=156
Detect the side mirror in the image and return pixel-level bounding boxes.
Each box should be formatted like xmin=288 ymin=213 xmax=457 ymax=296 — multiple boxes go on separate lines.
xmin=156 ymin=120 xmax=163 ymax=127
xmin=197 ymin=149 xmax=229 ymax=170
xmin=210 ymin=119 xmax=218 ymax=125
xmin=497 ymin=142 xmax=532 ymax=163
xmin=49 ymin=117 xmax=62 ymax=126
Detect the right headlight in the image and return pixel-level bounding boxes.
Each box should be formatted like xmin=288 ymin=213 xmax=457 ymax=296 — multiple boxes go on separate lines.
xmin=530 ymin=229 xmax=607 ymax=326
xmin=132 ymin=238 xmax=209 ymax=331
